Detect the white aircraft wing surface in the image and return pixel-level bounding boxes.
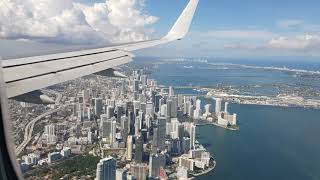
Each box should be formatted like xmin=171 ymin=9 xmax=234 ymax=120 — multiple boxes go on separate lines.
xmin=1 ymin=0 xmax=198 ymax=98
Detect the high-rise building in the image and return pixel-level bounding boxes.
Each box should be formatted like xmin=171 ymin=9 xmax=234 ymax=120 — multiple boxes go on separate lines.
xmin=132 ymin=80 xmax=139 ymax=92
xmin=95 ymin=157 xmax=116 ymax=180
xmin=157 ymin=117 xmax=166 ymax=151
xmin=44 ymin=124 xmax=56 ymax=144
xmin=145 ymin=102 xmax=154 ymax=116
xmin=215 ymin=98 xmax=222 ymax=114
xmin=100 ymin=114 xmax=112 ymax=139
xmin=121 ymin=116 xmax=129 ymax=142
xmin=140 ymin=75 xmax=147 ymax=87
xmin=130 ymin=163 xmax=148 ymax=180
xmin=135 ymin=135 xmax=144 ymax=163
xmin=170 ymin=96 xmax=178 ymax=118
xmin=94 ymin=98 xmax=103 ymax=117
xmin=224 ymin=102 xmax=229 ymax=113
xmin=166 ymin=100 xmax=172 ymax=118
xmin=204 ymin=104 xmax=211 ymax=115
xmin=106 ymin=106 xmax=115 ymax=119
xmin=127 ymin=135 xmax=133 ymax=161
xmin=110 ymin=120 xmax=117 ymax=146
xmin=149 ymin=153 xmax=166 ymax=178
xmin=152 ymin=127 xmax=159 ymax=153
xmin=128 ymin=111 xmax=135 ymax=135
xmin=82 ymin=89 xmax=90 ymax=103
xmin=169 ymin=86 xmax=175 ymax=97
xmin=160 ymin=104 xmax=167 ymax=117
xmin=196 ymin=99 xmax=201 ymax=110
xmin=190 ymin=123 xmax=196 ymax=150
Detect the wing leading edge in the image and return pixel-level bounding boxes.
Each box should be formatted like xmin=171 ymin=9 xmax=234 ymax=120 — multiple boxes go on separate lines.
xmin=1 ymin=0 xmax=199 ymax=98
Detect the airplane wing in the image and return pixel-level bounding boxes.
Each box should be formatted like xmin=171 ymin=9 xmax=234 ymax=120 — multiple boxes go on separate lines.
xmin=1 ymin=0 xmax=199 ymax=99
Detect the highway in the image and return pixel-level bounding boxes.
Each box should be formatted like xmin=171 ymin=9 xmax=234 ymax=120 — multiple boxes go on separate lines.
xmin=15 ymin=104 xmax=70 ymax=155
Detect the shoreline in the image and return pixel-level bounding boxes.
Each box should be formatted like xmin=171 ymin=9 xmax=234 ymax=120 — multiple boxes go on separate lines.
xmin=196 ymin=122 xmax=239 ymax=131
xmin=191 ymin=159 xmax=216 ymax=177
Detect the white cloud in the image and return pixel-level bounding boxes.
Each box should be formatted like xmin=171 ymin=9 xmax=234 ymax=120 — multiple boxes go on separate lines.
xmin=204 ymin=29 xmax=277 ymax=40
xmin=0 ymin=0 xmax=158 ymax=44
xmin=224 ymin=43 xmax=259 ymax=50
xmin=276 ymin=19 xmax=304 ymax=28
xmin=267 ymin=34 xmax=320 ymax=50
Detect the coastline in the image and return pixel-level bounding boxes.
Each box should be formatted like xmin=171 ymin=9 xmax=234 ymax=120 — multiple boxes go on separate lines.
xmin=191 ymin=158 xmax=216 ymax=177
xmin=196 ymin=122 xmax=239 ymax=131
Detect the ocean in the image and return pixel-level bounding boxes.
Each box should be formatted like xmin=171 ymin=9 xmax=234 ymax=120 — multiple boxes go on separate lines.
xmin=144 ymin=58 xmax=320 ymax=180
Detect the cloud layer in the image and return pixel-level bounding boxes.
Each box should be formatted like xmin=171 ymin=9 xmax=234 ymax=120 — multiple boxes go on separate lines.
xmin=0 ymin=0 xmax=158 ymax=44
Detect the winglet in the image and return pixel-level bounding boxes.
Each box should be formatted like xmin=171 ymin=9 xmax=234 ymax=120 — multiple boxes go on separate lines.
xmin=163 ymin=0 xmax=199 ymax=41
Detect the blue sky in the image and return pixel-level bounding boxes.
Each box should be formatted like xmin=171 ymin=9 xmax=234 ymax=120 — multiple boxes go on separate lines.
xmin=0 ymin=0 xmax=319 ymax=59
xmin=138 ymin=0 xmax=320 ymax=58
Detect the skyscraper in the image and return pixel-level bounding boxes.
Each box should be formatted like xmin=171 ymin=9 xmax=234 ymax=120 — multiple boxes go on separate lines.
xmin=121 ymin=116 xmax=129 ymax=142
xmin=135 ymin=135 xmax=144 ymax=163
xmin=149 ymin=153 xmax=166 ymax=178
xmin=157 ymin=117 xmax=167 ymax=151
xmin=169 ymin=86 xmax=175 ymax=97
xmin=110 ymin=120 xmax=117 ymax=147
xmin=160 ymin=104 xmax=167 ymax=117
xmin=190 ymin=123 xmax=196 ymax=150
xmin=94 ymin=98 xmax=103 ymax=117
xmin=106 ymin=106 xmax=115 ymax=119
xmin=215 ymin=98 xmax=222 ymax=114
xmin=127 ymin=135 xmax=133 ymax=161
xmin=95 ymin=157 xmax=116 ymax=180
xmin=130 ymin=163 xmax=148 ymax=180
xmin=204 ymin=104 xmax=211 ymax=115
xmin=132 ymin=80 xmax=139 ymax=92
xmin=224 ymin=102 xmax=229 ymax=113
xmin=100 ymin=114 xmax=112 ymax=139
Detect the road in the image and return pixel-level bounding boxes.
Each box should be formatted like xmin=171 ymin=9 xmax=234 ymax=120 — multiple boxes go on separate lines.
xmin=15 ymin=104 xmax=70 ymax=155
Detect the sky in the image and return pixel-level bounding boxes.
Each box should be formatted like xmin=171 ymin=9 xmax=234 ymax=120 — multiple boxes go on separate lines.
xmin=0 ymin=0 xmax=320 ymax=59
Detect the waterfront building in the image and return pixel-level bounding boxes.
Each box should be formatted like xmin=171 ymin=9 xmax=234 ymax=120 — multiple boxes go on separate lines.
xmin=169 ymin=86 xmax=175 ymax=97
xmin=224 ymin=102 xmax=229 ymax=113
xmin=204 ymin=104 xmax=211 ymax=116
xmin=96 ymin=157 xmax=116 ymax=180
xmin=176 ymin=166 xmax=189 ymax=180
xmin=190 ymin=123 xmax=196 ymax=150
xmin=179 ymin=155 xmax=195 ymax=171
xmin=215 ymin=98 xmax=222 ymax=114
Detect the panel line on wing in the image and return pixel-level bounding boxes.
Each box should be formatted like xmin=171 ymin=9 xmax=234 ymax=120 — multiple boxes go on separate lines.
xmin=3 ymin=49 xmax=118 ymax=68
xmin=5 ymin=55 xmax=129 ymax=84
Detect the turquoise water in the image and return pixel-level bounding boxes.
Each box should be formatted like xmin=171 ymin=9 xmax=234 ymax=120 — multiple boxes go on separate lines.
xmin=144 ymin=60 xmax=320 ymax=180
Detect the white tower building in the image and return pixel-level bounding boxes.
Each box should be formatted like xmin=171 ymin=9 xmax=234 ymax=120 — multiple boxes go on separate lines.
xmin=215 ymin=98 xmax=222 ymax=114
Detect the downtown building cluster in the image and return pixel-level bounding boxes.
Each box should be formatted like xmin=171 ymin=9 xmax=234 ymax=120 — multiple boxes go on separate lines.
xmin=15 ymin=68 xmax=222 ymax=179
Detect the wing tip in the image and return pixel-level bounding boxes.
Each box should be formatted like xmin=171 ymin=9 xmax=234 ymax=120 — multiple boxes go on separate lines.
xmin=164 ymin=0 xmax=199 ymax=41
